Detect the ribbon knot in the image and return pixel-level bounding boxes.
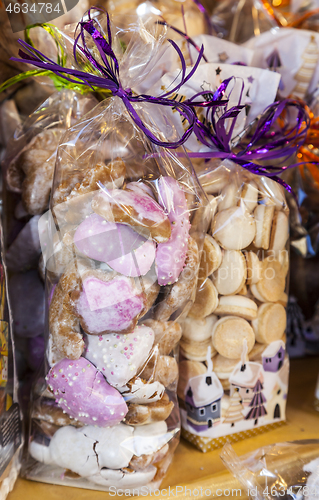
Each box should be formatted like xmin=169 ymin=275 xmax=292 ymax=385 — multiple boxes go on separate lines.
xmin=11 ymin=8 xmax=227 ymax=149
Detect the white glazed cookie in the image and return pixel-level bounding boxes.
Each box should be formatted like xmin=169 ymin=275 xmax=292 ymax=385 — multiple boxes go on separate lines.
xmin=84 ymin=325 xmax=154 ymax=387
xmin=212 ymin=205 xmax=256 ymax=250
xmin=212 ymin=250 xmax=247 ymax=295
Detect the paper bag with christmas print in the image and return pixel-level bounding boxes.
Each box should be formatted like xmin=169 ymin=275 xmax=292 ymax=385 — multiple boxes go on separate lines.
xmin=244 ymin=28 xmax=319 ymax=100
xmin=146 ymin=62 xmax=281 ymax=153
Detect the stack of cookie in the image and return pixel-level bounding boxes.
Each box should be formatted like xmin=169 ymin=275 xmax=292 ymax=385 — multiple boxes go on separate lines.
xmin=178 ymin=160 xmax=290 ymax=450
xmin=28 ymin=153 xmax=204 ymax=490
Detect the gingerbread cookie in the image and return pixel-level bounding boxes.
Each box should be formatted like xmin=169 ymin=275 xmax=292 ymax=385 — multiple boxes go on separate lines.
xmin=141 ymin=319 xmax=182 ymax=355
xmin=154 ymin=237 xmax=199 ymax=321
xmin=125 ymin=392 xmax=174 ymax=426
xmin=49 ymin=265 xmax=84 ymax=360
xmin=92 ymin=183 xmax=171 ymax=243
xmin=84 ymin=326 xmax=155 ymax=388
xmin=47 ymin=357 xmax=128 ymax=426
xmin=155 ymin=177 xmax=190 ymax=286
xmin=69 ymin=270 xmax=147 ymax=335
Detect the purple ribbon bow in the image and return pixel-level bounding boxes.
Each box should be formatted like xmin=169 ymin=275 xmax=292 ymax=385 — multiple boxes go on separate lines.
xmin=11 ymin=9 xmax=227 ymax=149
xmin=185 ymin=78 xmax=310 ymax=194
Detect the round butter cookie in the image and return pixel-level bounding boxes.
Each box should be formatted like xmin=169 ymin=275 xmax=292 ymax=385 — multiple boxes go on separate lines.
xmin=212 ymin=250 xmax=247 ymax=296
xmin=188 ymin=278 xmax=219 ymax=319
xmin=254 ymin=257 xmax=286 ymax=303
xmin=254 ymin=204 xmax=275 ymax=250
xmin=212 ymin=316 xmax=255 ymax=359
xmin=213 ymin=206 xmax=256 ymax=250
xmin=215 ymin=295 xmax=257 ymax=320
xmin=252 ymin=302 xmax=286 ymax=344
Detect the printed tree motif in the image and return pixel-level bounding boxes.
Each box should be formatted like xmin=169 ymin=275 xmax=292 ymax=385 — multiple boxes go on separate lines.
xmin=223 ymin=390 xmax=245 ymax=427
xmin=245 ymin=379 xmax=267 ymax=426
xmin=293 ymin=35 xmax=319 ymax=100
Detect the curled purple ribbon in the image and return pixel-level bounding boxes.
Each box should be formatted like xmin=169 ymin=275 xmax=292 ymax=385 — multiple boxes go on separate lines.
xmin=11 ymin=8 xmax=225 ymax=149
xmin=184 ymin=78 xmax=310 ymax=195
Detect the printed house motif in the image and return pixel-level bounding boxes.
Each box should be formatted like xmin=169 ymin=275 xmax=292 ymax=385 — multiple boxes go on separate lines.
xmin=262 ymin=340 xmax=285 ymax=373
xmin=229 ymin=361 xmax=263 ymax=406
xmin=185 ymin=351 xmax=224 ymax=432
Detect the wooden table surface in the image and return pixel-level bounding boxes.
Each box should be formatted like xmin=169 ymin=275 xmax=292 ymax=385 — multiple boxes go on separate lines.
xmin=8 ymin=356 xmax=319 ymax=500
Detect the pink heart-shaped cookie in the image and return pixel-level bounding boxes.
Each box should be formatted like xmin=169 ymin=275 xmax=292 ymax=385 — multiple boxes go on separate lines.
xmin=74 ymin=214 xmax=155 ymax=276
xmin=73 ymin=275 xmax=146 ymax=334
xmin=46 ymin=358 xmax=128 ymax=426
xmin=156 ymin=177 xmax=190 ymax=286
xmin=85 ymin=325 xmax=154 ymax=387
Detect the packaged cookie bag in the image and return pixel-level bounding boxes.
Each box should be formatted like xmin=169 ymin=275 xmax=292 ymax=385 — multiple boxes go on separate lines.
xmin=0 ymin=219 xmax=23 ymax=499
xmin=173 ymin=82 xmax=307 ymax=451
xmin=179 ymin=161 xmax=291 ymax=451
xmin=17 ymin=10 xmax=207 ymax=492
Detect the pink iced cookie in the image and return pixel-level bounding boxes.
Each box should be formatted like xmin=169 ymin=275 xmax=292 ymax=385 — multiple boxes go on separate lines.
xmin=46 ymin=357 xmax=128 ymax=426
xmin=85 ymin=326 xmax=154 ymax=387
xmin=155 ymin=177 xmax=190 ymax=286
xmin=92 ymin=187 xmax=171 ymax=243
xmin=126 ymin=182 xmax=155 ymax=198
xmin=74 ymin=214 xmax=155 ymax=277
xmin=71 ymin=275 xmax=146 ymax=334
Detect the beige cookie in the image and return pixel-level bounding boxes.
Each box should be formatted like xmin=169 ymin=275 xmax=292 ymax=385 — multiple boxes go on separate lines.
xmin=49 ymin=263 xmax=84 ymax=360
xmin=239 ymin=180 xmax=258 ymax=212
xmin=257 ymin=177 xmax=286 ymax=209
xmin=177 ymin=360 xmax=206 ymax=400
xmin=213 ymin=206 xmax=256 ymax=250
xmin=215 ymin=295 xmax=257 ymax=320
xmin=198 ymin=234 xmax=222 ymax=282
xmin=212 ymin=316 xmax=255 ymax=359
xmin=253 ymin=257 xmax=286 ymax=302
xmin=141 ymin=319 xmax=182 ymax=355
xmin=155 ymin=237 xmax=199 ymax=321
xmin=180 ymin=314 xmax=218 ymax=342
xmin=218 ymin=184 xmax=238 ymax=211
xmin=188 ymin=278 xmax=219 ymax=319
xmin=212 ymin=250 xmax=247 ymax=295
xmin=277 ymin=249 xmax=289 ymax=277
xmin=125 ymin=392 xmax=174 ymax=426
xmin=154 ymin=356 xmax=178 ymax=387
xmin=238 ymin=284 xmax=248 ymax=295
xmin=254 ymin=204 xmax=275 ymax=250
xmin=248 ymin=341 xmax=267 ymax=362
xmin=220 ymin=378 xmax=231 ymax=391
xmin=278 ymin=292 xmax=288 ymax=307
xmin=180 ymin=336 xmax=216 ymax=362
xmin=269 ymin=211 xmax=289 ymax=253
xmin=213 ymin=354 xmax=241 ymax=380
xmin=245 ymin=251 xmax=261 ymax=285
xmin=252 ymin=302 xmax=286 ymax=344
